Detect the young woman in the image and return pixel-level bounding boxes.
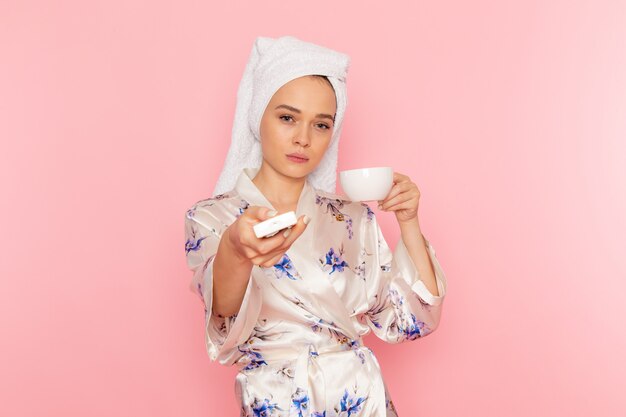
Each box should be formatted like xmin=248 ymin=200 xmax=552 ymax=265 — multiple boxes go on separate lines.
xmin=185 ymin=36 xmax=447 ymax=417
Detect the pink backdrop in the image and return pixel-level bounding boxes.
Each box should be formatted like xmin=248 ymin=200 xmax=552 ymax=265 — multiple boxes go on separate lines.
xmin=1 ymin=1 xmax=624 ymax=416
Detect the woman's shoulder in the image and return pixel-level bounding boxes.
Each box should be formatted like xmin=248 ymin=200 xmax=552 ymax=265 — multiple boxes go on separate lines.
xmin=188 ymin=188 xmax=240 ymax=210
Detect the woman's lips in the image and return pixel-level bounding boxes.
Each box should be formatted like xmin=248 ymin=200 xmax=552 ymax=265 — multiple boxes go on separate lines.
xmin=286 ymin=154 xmax=309 ymax=163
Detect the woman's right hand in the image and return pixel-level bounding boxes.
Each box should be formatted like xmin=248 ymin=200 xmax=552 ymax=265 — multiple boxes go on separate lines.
xmin=226 ymin=206 xmax=310 ymax=268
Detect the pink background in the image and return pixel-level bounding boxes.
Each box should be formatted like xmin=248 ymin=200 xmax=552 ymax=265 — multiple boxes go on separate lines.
xmin=1 ymin=1 xmax=624 ymax=416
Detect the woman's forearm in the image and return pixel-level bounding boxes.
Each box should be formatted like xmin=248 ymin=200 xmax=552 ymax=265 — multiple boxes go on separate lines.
xmin=211 ymin=226 xmax=254 ymax=317
xmin=398 ymin=218 xmax=439 ymax=296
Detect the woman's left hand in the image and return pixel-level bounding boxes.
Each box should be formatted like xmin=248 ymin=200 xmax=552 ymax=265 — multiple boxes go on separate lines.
xmin=377 ymin=171 xmax=421 ymax=224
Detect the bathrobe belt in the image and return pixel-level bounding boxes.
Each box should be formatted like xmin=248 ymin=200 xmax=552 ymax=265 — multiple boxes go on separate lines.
xmin=253 ymin=337 xmax=388 ymax=416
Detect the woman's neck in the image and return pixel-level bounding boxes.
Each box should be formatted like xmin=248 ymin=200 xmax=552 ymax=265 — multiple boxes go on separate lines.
xmin=252 ymin=166 xmax=305 ymax=211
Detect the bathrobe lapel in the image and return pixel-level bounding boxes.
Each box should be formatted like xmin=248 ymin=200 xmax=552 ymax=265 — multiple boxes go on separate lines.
xmin=234 ymin=167 xmax=360 ymax=340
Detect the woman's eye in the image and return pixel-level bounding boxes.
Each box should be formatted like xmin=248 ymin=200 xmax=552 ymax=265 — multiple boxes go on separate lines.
xmin=280 ymin=115 xmax=329 ymax=130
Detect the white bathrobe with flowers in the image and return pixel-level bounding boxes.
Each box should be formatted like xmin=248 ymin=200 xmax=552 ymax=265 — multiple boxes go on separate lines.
xmin=185 ymin=166 xmax=448 ymax=417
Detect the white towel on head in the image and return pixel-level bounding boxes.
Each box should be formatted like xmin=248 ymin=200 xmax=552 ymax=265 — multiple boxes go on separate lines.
xmin=212 ymin=35 xmax=351 ymax=197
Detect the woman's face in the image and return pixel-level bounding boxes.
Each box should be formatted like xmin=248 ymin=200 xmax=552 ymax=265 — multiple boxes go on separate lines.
xmin=259 ymin=75 xmax=337 ymax=179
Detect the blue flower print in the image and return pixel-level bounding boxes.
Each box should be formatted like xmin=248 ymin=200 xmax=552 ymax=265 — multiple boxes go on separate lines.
xmin=184 ymin=223 xmax=209 ymax=256
xmin=320 ymin=246 xmax=350 ymax=275
xmin=354 ymin=260 xmax=366 ymax=282
xmin=361 ymin=202 xmax=375 ymax=222
xmin=290 ymin=387 xmax=310 ymax=417
xmin=316 ymin=194 xmax=354 ymax=239
xmin=196 ymin=192 xmax=233 ymax=207
xmin=273 ymin=254 xmax=301 ymax=280
xmin=312 ymin=412 xmax=326 ymax=417
xmin=399 ymin=312 xmax=429 ymax=340
xmin=336 ymin=388 xmax=368 ymax=416
xmin=346 ymin=339 xmax=366 ymax=364
xmin=185 ymin=207 xmax=221 ymax=255
xmin=250 ymin=397 xmax=283 ymax=417
xmin=237 ymin=199 xmax=250 ymax=217
xmin=237 ymin=345 xmax=268 ymax=371
xmin=209 ymin=192 xmax=232 ymax=201
xmin=389 ymin=287 xmax=430 ymax=340
xmin=344 ymin=216 xmax=354 ymax=240
xmin=305 ymin=313 xmax=347 ymax=341
xmin=365 ymin=293 xmax=389 ymax=330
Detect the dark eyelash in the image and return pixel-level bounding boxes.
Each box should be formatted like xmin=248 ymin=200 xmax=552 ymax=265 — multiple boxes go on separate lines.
xmin=280 ymin=115 xmax=330 ymax=130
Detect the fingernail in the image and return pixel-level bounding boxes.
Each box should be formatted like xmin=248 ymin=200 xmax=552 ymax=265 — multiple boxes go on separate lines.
xmin=303 ymin=215 xmax=310 ymax=225
xmin=378 ymin=204 xmax=383 ymax=210
xmin=283 ymin=229 xmax=291 ymax=238
xmin=268 ymin=210 xmax=277 ymax=217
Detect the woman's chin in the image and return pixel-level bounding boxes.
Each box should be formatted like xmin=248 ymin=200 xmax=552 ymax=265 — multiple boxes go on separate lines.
xmin=282 ymin=165 xmax=313 ymax=179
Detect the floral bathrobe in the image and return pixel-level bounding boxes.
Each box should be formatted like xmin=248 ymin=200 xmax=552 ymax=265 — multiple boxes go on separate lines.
xmin=185 ymin=166 xmax=448 ymax=417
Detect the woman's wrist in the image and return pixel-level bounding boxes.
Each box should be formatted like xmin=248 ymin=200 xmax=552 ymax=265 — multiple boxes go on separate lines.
xmin=224 ymin=224 xmax=252 ymax=266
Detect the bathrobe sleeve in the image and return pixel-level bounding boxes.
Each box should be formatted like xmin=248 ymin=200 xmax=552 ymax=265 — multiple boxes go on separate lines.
xmin=361 ymin=209 xmax=447 ymax=343
xmin=184 ymin=205 xmax=262 ymax=364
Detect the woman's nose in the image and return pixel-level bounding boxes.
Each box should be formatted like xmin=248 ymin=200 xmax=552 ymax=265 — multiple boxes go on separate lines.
xmin=293 ymin=126 xmax=311 ymax=147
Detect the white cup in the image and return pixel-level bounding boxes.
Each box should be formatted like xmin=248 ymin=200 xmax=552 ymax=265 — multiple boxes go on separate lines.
xmin=339 ymin=167 xmax=393 ymax=202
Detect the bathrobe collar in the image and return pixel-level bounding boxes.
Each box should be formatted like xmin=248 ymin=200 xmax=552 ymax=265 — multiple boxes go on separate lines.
xmin=234 ymin=166 xmax=316 ymax=221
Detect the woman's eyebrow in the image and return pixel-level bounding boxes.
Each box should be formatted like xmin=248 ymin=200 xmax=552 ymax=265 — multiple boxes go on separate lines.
xmin=274 ymin=104 xmax=335 ymax=122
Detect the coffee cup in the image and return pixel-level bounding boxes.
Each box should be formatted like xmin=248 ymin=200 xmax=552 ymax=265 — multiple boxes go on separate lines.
xmin=339 ymin=167 xmax=393 ymax=202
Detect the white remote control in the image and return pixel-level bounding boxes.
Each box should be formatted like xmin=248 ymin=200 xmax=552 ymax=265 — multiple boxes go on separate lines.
xmin=253 ymin=211 xmax=298 ymax=239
